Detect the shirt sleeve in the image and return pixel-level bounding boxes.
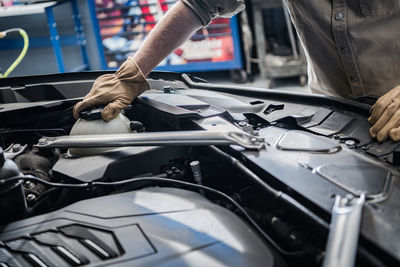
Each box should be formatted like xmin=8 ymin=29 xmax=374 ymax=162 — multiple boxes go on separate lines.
xmin=181 ymin=0 xmax=245 ymax=26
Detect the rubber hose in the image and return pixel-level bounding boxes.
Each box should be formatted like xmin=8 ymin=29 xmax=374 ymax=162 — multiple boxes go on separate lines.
xmin=0 ymin=28 xmax=29 ymax=78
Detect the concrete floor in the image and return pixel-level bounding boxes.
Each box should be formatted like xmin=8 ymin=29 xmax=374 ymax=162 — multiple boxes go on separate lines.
xmin=194 ymin=72 xmax=311 ymax=94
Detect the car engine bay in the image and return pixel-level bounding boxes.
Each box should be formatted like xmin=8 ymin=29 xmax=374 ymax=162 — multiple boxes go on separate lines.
xmin=0 ymin=72 xmax=399 ymax=267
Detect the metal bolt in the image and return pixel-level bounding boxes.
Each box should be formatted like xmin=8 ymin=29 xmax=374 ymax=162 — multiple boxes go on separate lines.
xmin=271 ymin=217 xmax=279 ymax=224
xmin=26 ymin=194 xmax=37 ymax=202
xmin=345 ymin=140 xmax=356 ymax=147
xmin=38 ymin=138 xmax=47 ymax=145
xmin=339 ymin=198 xmax=348 ymax=206
xmin=12 ymin=143 xmax=21 ymax=152
xmin=163 ymin=86 xmax=172 ymax=93
xmin=24 ymin=181 xmax=35 ymax=189
xmin=346 ymin=194 xmax=354 ymax=201
xmin=238 ymin=121 xmax=248 ymax=127
xmin=339 ymin=194 xmax=355 ymax=207
xmin=345 ymin=194 xmax=356 ymax=206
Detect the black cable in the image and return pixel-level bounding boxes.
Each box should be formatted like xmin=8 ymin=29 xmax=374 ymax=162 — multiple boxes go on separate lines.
xmin=0 ymin=176 xmax=87 ymax=188
xmin=0 ymin=174 xmax=303 ymax=256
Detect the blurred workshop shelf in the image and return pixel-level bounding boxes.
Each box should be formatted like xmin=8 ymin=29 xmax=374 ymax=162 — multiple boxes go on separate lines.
xmin=0 ymin=0 xmax=90 ymax=73
xmin=88 ymin=0 xmax=242 ymax=72
xmin=0 ymin=1 xmax=55 ymax=17
xmin=251 ymin=0 xmax=307 ymax=87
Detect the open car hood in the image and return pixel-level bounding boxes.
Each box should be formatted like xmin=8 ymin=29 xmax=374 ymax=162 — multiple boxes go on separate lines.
xmin=0 ymin=71 xmax=399 ymax=267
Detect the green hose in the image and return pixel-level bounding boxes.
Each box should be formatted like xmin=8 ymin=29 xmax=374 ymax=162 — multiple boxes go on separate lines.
xmin=0 ymin=28 xmax=29 ymax=78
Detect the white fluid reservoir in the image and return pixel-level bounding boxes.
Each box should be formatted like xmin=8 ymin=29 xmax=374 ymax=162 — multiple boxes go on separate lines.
xmin=68 ymin=113 xmax=133 ymax=156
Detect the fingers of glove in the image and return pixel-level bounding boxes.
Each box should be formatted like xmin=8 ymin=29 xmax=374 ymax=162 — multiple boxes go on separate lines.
xmin=389 ymin=127 xmax=400 ymax=142
xmin=369 ymin=100 xmax=400 ymax=138
xmin=73 ymin=75 xmax=116 ymax=119
xmin=370 ymin=86 xmax=400 ymax=125
xmin=368 ymin=104 xmax=376 ymax=124
xmin=375 ymin=111 xmax=400 ymax=142
xmin=100 ymin=94 xmax=133 ymax=121
xmin=369 ymin=102 xmax=376 ymax=113
xmin=101 ymin=102 xmax=123 ymax=122
xmin=73 ymin=99 xmax=95 ymax=120
xmin=369 ymin=97 xmax=392 ymax=125
xmin=73 ymin=101 xmax=82 ymax=119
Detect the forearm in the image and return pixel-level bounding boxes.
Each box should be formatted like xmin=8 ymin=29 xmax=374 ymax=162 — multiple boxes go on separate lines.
xmin=133 ymin=1 xmax=202 ymax=76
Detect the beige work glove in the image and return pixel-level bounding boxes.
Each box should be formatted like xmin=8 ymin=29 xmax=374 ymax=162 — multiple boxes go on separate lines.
xmin=369 ymin=85 xmax=400 ymax=142
xmin=73 ymin=57 xmax=150 ymax=122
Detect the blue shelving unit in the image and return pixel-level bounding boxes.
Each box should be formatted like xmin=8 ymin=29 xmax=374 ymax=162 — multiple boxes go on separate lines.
xmin=88 ymin=0 xmax=242 ymax=72
xmin=0 ymin=0 xmax=90 ymax=73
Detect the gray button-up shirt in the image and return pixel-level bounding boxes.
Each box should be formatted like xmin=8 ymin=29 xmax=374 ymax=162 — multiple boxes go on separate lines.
xmin=285 ymin=0 xmax=400 ymax=99
xmin=183 ymin=0 xmax=400 ymax=99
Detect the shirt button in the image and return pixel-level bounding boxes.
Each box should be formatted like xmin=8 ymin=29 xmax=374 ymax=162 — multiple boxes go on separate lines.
xmin=351 ymin=76 xmax=359 ymax=82
xmin=335 ymin=12 xmax=343 ymax=20
xmin=341 ymin=47 xmax=349 ymax=54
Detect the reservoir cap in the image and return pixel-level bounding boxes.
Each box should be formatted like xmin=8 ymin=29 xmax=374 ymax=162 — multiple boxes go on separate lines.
xmin=79 ymin=106 xmax=105 ymax=121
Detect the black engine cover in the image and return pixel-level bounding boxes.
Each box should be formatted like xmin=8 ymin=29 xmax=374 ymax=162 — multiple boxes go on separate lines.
xmin=0 ymin=187 xmax=275 ymax=267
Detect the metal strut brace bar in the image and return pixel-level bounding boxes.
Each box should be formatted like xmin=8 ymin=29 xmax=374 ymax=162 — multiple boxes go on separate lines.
xmin=35 ymin=131 xmax=265 ymax=151
xmin=323 ymin=193 xmax=365 ymax=267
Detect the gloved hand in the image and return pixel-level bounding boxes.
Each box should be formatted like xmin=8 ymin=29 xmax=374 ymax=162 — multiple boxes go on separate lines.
xmin=369 ymin=85 xmax=400 ymax=142
xmin=73 ymin=57 xmax=150 ymax=122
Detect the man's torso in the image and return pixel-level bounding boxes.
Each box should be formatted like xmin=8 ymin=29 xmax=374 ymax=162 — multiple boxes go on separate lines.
xmin=285 ymin=0 xmax=400 ymax=98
